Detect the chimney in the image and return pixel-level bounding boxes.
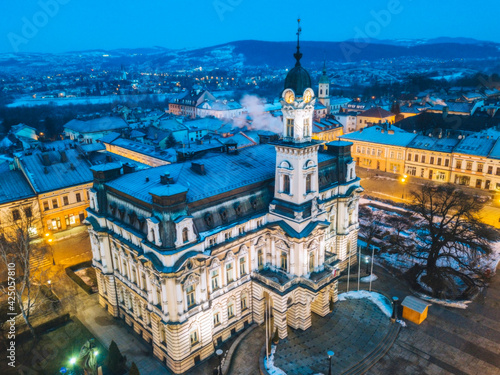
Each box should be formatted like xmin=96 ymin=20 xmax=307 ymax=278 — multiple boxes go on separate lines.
xmin=70 ymin=163 xmax=76 ymax=170
xmin=191 ymin=162 xmax=206 ymax=175
xmin=106 ymin=155 xmax=113 ymax=163
xmin=41 ymin=153 xmax=51 ymax=166
xmin=160 ymin=172 xmax=174 ymax=185
xmin=60 ymin=151 xmax=68 ymax=163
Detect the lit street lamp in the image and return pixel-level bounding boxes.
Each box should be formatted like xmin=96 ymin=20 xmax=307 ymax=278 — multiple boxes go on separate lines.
xmin=401 ymin=174 xmax=408 ymax=199
xmin=365 ymin=256 xmax=370 ymax=274
xmin=327 ymin=350 xmax=334 ymax=375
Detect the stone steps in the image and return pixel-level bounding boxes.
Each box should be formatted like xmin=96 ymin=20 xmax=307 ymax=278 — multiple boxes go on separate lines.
xmin=341 ymin=322 xmax=401 ymax=375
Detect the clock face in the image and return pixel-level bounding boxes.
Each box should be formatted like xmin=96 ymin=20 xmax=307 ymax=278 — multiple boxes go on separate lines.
xmin=303 ymin=88 xmax=314 ymax=103
xmin=283 ymin=89 xmax=295 ymax=104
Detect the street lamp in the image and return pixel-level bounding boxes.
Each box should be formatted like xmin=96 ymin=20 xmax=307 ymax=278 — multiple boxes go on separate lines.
xmin=401 ymin=174 xmax=407 ymax=199
xmin=48 ymin=280 xmax=52 ymax=291
xmin=391 ymin=296 xmax=399 ymax=323
xmin=365 ymin=256 xmax=370 ymax=275
xmin=327 ymin=350 xmax=334 ymax=375
xmin=216 ymin=349 xmax=223 ymax=375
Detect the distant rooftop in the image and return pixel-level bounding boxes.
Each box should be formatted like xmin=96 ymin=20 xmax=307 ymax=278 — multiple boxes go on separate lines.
xmin=64 ymin=116 xmax=129 ymax=134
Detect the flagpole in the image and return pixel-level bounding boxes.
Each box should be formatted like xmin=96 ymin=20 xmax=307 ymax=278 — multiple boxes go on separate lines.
xmin=357 ymin=246 xmax=361 ymax=291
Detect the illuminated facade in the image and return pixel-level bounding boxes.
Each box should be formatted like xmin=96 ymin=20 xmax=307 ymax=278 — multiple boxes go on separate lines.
xmin=87 ymin=24 xmax=361 ymax=374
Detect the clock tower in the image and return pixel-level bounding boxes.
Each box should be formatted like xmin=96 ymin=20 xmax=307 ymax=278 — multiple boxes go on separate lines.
xmin=270 ymin=20 xmax=325 ymax=234
xmin=318 ymin=60 xmax=331 ymax=114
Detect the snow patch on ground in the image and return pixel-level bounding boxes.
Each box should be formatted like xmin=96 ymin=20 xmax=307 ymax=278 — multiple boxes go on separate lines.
xmin=360 ymin=274 xmax=378 ymax=282
xmin=396 ymin=319 xmax=407 ymax=327
xmin=338 ymin=291 xmax=393 ymax=317
xmin=264 ymin=345 xmax=287 ymax=375
xmin=414 ymin=291 xmax=471 ymax=309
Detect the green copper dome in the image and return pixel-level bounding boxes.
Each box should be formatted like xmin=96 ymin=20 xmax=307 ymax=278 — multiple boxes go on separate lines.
xmin=284 ymin=65 xmax=312 ymax=96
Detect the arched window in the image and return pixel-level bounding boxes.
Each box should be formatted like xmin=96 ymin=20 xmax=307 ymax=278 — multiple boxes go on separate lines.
xmin=280 ymin=251 xmax=288 ymax=272
xmin=283 ymin=175 xmax=290 ymax=194
xmin=257 ymin=249 xmax=264 ymax=270
xmin=306 ymin=174 xmax=312 ymax=193
xmin=286 ymin=118 xmax=294 ymax=137
xmin=227 ymin=300 xmax=235 ymax=318
xmin=309 ymin=251 xmax=315 ymax=273
xmin=320 ymin=89 xmax=323 ymax=95
xmin=241 ymin=292 xmax=248 ymax=310
xmin=182 ymin=227 xmax=189 ymax=243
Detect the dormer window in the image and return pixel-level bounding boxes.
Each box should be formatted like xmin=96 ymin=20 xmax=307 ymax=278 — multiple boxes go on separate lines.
xmin=182 ymin=227 xmax=189 ymax=243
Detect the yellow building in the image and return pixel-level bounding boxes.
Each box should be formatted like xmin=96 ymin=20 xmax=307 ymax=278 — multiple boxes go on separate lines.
xmin=340 ymin=124 xmax=417 ymax=174
xmin=0 ymin=162 xmax=42 ymax=238
xmin=405 ymin=136 xmax=458 ymax=182
xmin=16 ymin=149 xmax=94 ymax=233
xmin=312 ymin=118 xmax=344 ymax=143
xmin=356 ymin=107 xmax=395 ymax=131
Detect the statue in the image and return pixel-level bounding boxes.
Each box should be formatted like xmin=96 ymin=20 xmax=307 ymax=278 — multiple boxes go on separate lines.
xmin=79 ymin=338 xmax=98 ymax=375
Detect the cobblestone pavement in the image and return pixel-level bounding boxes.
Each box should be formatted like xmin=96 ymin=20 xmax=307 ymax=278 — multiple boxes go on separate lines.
xmin=273 ymin=299 xmax=392 ymax=375
xmin=364 ymin=265 xmax=500 ymax=375
xmin=229 ymin=325 xmax=266 ymax=375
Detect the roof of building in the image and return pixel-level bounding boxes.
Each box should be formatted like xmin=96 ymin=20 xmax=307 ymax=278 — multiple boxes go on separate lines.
xmin=358 ymin=107 xmax=394 ymax=119
xmin=104 ymin=137 xmax=176 ymax=162
xmin=64 ymin=117 xmax=129 ymax=134
xmin=340 ymin=125 xmax=416 ymax=147
xmin=396 ymin=112 xmax=500 ymax=133
xmin=0 ymin=163 xmax=36 ymax=205
xmin=107 ymin=144 xmax=337 ymax=205
xmin=20 ymin=149 xmax=93 ymax=193
xmin=284 ymin=35 xmax=311 ymax=96
xmin=407 ymin=135 xmax=460 ymax=153
xmin=454 ymin=133 xmax=496 ymax=157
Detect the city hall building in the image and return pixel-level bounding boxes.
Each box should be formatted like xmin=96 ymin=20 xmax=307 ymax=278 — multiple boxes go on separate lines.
xmin=87 ymin=29 xmax=362 ymax=374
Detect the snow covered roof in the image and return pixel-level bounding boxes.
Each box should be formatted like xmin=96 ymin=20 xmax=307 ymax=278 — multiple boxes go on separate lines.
xmin=407 ymin=136 xmax=460 ymax=153
xmin=107 ymin=144 xmax=337 ymax=205
xmin=20 ymin=149 xmax=93 ymax=193
xmin=401 ymin=296 xmax=430 ymax=314
xmin=0 ymin=163 xmax=36 ymax=205
xmin=340 ymin=125 xmax=417 ymax=147
xmin=454 ymin=134 xmax=496 ymax=157
xmin=64 ymin=116 xmax=129 ymax=134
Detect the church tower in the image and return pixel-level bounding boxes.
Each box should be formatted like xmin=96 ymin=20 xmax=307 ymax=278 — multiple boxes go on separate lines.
xmin=270 ymin=20 xmax=325 ymax=234
xmin=318 ymin=61 xmax=330 ymax=114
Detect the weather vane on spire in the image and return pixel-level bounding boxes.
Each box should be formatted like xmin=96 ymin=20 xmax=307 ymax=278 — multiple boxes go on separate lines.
xmin=294 ymin=18 xmax=303 ymax=66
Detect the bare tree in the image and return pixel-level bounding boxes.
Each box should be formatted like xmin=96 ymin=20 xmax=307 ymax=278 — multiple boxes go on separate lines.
xmin=390 ymin=183 xmax=499 ymax=298
xmin=0 ymin=204 xmax=49 ymax=338
xmin=358 ymin=205 xmax=385 ymax=253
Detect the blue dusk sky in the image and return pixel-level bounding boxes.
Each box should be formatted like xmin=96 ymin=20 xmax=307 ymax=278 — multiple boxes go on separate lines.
xmin=1 ymin=0 xmax=499 ymax=53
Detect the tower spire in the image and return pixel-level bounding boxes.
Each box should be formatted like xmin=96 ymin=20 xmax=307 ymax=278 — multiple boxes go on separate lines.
xmin=294 ymin=18 xmax=303 ymax=67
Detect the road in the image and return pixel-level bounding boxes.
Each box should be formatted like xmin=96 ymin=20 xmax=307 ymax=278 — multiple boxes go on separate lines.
xmin=357 ymin=167 xmax=500 ymax=228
